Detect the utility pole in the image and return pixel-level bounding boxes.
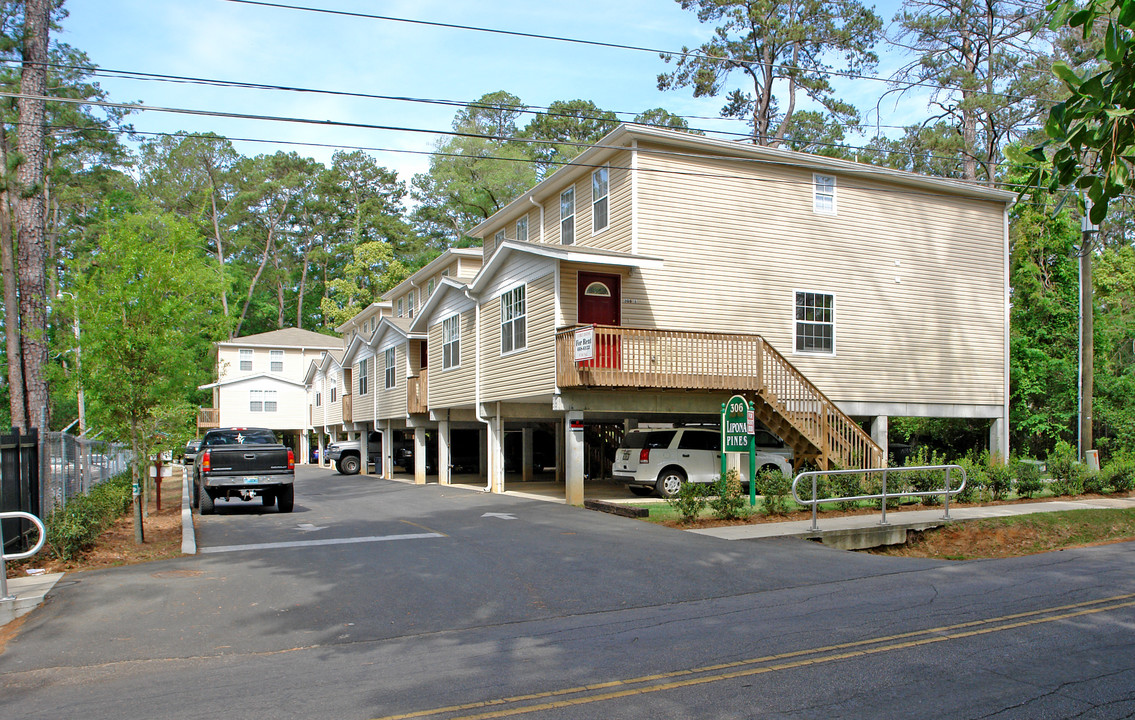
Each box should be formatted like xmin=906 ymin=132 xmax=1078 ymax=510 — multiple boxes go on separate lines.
xmin=1079 ymin=200 xmax=1098 ymax=463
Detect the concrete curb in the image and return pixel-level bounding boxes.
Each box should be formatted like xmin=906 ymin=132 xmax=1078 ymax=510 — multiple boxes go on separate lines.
xmin=181 ymin=468 xmax=196 ymax=555
xmin=0 ymin=572 xmax=63 ymax=626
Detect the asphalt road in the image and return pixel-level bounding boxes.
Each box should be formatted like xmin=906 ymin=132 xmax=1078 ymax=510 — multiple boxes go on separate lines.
xmin=2 ymin=465 xmax=1134 ymax=719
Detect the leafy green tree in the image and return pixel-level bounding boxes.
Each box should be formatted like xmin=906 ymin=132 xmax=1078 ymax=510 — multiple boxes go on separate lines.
xmin=859 ymin=122 xmax=968 ymax=178
xmin=889 ymin=0 xmax=1053 ymax=183
xmin=1018 ymin=0 xmax=1135 ymax=226
xmin=520 ymin=99 xmax=619 ymax=174
xmin=1093 ymin=246 xmax=1135 ymax=456
xmin=74 ymin=208 xmax=229 ymax=541
xmin=658 ymin=0 xmax=882 ymax=145
xmin=633 ymin=107 xmax=704 ymax=134
xmin=781 ymin=110 xmax=855 ymax=158
xmin=319 ymin=241 xmax=409 ymax=327
xmin=412 ymin=91 xmax=537 ymax=245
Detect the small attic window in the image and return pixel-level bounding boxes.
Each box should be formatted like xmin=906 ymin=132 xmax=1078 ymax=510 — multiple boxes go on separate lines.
xmin=584 ymin=282 xmax=611 ymax=297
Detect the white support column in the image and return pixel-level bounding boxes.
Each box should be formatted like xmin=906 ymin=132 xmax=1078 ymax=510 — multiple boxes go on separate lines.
xmin=300 ymin=432 xmax=309 ymax=465
xmin=565 ymin=411 xmax=584 ymax=505
xmin=383 ymin=421 xmax=395 ymax=479
xmin=438 ymin=420 xmax=451 ymax=485
xmin=522 ymin=427 xmax=533 ymax=483
xmin=414 ymin=426 xmax=427 ymax=485
xmin=990 ymin=416 xmax=1008 ymax=463
xmin=487 ymin=409 xmax=505 ymax=493
xmin=317 ymin=434 xmax=325 ymax=467
xmin=871 ymin=416 xmax=889 ymax=465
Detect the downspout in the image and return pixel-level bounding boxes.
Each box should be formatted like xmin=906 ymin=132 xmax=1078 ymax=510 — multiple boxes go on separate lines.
xmin=464 ymin=286 xmax=492 ymax=492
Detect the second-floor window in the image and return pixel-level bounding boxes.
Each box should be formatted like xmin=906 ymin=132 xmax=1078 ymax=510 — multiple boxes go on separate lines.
xmin=250 ymin=390 xmax=277 ymax=412
xmin=592 ymin=167 xmax=609 ymax=233
xmin=500 ymin=285 xmax=526 ymax=354
xmin=330 ymin=373 xmax=337 ymax=403
xmin=315 ymin=390 xmax=322 ymax=407
xmin=427 ymin=278 xmax=435 ymax=299
xmin=409 ymin=289 xmax=416 ymax=318
xmin=239 ymin=348 xmax=253 ymax=372
xmin=397 ymin=298 xmax=404 ymax=317
xmin=814 ymin=174 xmax=836 ymax=215
xmin=560 ymin=188 xmax=575 ymax=245
xmin=516 ymin=215 xmax=528 ymax=242
xmin=442 ymin=315 xmax=460 ymax=369
xmin=385 ymin=347 xmax=397 ymax=389
xmin=493 ymin=229 xmax=506 ymax=255
xmin=270 ymin=349 xmax=283 ymax=373
xmin=795 ymin=291 xmax=835 ymax=354
xmin=358 ymin=358 xmax=369 ymax=396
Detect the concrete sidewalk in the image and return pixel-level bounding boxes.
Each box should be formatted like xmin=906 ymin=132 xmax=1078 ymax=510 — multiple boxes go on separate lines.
xmin=688 ymin=496 xmax=1135 ymax=549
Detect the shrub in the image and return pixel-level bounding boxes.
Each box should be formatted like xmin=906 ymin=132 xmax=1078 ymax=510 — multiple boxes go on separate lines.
xmin=45 ymin=472 xmax=132 ymax=560
xmin=952 ymin=456 xmax=982 ymax=503
xmin=1014 ymin=460 xmax=1044 ymax=499
xmin=1082 ymin=469 xmax=1107 ymax=495
xmin=905 ymin=447 xmax=949 ymax=505
xmin=829 ymin=472 xmax=864 ymax=511
xmin=709 ymin=470 xmax=749 ymax=521
xmin=757 ymin=469 xmax=791 ymax=516
xmin=1101 ymin=459 xmax=1135 ymax=493
xmin=986 ymin=461 xmax=1013 ymax=501
xmin=1047 ymin=441 xmax=1084 ymax=496
xmin=667 ymin=480 xmax=708 ymax=524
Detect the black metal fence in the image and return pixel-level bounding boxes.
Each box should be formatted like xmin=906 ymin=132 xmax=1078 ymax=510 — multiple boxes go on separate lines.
xmin=0 ymin=428 xmax=131 ymax=553
xmin=1 ymin=428 xmax=40 ymax=554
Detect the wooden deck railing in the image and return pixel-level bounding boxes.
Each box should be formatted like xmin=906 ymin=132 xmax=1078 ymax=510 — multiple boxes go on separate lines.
xmin=556 ymin=325 xmax=882 ymax=470
xmin=407 ymin=370 xmax=428 ymax=414
xmin=197 ymin=407 xmax=220 ymax=429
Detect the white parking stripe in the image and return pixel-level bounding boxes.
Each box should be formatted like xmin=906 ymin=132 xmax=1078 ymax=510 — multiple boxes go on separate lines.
xmin=200 ymin=532 xmax=444 ymax=554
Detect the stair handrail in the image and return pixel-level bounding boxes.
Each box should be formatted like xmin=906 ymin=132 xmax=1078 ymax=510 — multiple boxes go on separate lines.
xmin=757 ymin=338 xmax=884 ymax=469
xmin=1 ymin=511 xmax=46 ymax=602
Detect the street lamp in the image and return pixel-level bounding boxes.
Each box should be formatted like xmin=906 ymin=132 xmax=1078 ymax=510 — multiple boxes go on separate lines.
xmin=57 ymin=290 xmax=85 ymax=437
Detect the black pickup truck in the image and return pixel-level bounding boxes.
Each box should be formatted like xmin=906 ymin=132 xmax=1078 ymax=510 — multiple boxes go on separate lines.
xmin=192 ymin=427 xmax=295 ymax=514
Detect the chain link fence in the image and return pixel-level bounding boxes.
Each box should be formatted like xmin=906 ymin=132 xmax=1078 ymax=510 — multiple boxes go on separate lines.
xmin=40 ymin=431 xmax=131 ymax=517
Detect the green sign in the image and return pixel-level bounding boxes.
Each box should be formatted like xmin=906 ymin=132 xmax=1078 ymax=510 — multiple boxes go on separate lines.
xmin=722 ymin=395 xmax=751 ymax=452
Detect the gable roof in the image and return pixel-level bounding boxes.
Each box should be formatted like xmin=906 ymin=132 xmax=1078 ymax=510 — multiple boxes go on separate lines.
xmin=469 ymin=240 xmax=664 ymax=296
xmin=336 ymin=301 xmax=393 ymax=334
xmin=382 ymin=248 xmax=483 ymax=301
xmin=410 ymin=277 xmax=475 ymax=334
xmin=302 ymin=349 xmax=344 ymax=384
xmin=218 ymin=328 xmax=341 ymax=350
xmin=468 ymin=123 xmax=1017 ymax=238
xmin=199 ymin=372 xmax=308 ymax=391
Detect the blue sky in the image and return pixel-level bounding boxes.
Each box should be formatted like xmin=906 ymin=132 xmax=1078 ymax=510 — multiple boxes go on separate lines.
xmin=63 ymin=0 xmax=917 ymax=183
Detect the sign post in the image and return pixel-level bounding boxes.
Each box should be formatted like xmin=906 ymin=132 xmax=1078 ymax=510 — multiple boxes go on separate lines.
xmin=721 ymin=394 xmax=757 ymax=506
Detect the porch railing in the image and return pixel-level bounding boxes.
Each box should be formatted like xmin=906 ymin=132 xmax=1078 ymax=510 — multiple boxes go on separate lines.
xmin=408 ymin=370 xmax=429 ymax=414
xmin=555 ymin=325 xmax=882 ymax=470
xmin=197 ymin=407 xmax=220 ymax=430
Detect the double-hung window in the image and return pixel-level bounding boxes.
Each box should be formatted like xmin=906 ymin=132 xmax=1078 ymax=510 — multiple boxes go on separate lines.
xmin=397 ymin=298 xmax=404 ymax=318
xmin=239 ymin=348 xmax=253 ymax=372
xmin=249 ymin=390 xmax=263 ymax=412
xmin=493 ymin=229 xmax=506 ymax=255
xmin=813 ymin=174 xmax=836 ymax=215
xmin=263 ymin=390 xmax=277 ymax=412
xmin=408 ymin=289 xmax=416 ymax=318
xmin=427 ymin=278 xmax=435 ymax=299
xmin=592 ymin=167 xmax=609 ymax=233
xmin=500 ymin=285 xmax=526 ymax=354
xmin=442 ymin=315 xmax=460 ymax=369
xmin=330 ymin=372 xmax=338 ymax=403
xmin=516 ymin=216 xmax=528 ymax=242
xmin=358 ymin=358 xmax=369 ymax=396
xmin=385 ymin=347 xmax=397 ymax=389
xmin=315 ymin=390 xmax=322 ymax=407
xmin=560 ymin=188 xmax=575 ymax=245
xmin=794 ymin=291 xmax=835 ymax=354
xmin=270 ymin=349 xmax=283 ymax=373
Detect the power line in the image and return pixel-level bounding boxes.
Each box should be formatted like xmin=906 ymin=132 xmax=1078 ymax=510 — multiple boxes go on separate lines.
xmin=224 ymin=0 xmax=1064 ymax=107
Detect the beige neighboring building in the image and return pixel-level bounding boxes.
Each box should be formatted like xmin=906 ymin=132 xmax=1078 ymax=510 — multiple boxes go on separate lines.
xmin=198 ymin=328 xmax=341 ymax=461
xmin=314 ymin=124 xmax=1014 ymax=503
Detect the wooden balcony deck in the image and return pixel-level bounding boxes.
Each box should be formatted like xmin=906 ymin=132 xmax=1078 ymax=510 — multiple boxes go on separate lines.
xmin=556 ymin=325 xmax=882 ymax=470
xmin=197 ymin=407 xmax=220 ymax=431
xmin=408 ymin=370 xmax=428 ymax=414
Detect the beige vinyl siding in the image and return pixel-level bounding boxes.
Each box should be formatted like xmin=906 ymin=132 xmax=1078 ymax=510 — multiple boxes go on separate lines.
xmin=325 ymin=373 xmax=343 ymax=426
xmin=428 ymin=309 xmax=476 ymax=407
xmin=481 ymin=272 xmax=557 ymax=402
xmin=588 ymin=154 xmax=632 ymax=252
xmin=376 ymin=344 xmax=408 ymax=419
xmin=632 ymin=144 xmax=1006 ymax=407
xmin=352 ymin=355 xmax=376 ymax=423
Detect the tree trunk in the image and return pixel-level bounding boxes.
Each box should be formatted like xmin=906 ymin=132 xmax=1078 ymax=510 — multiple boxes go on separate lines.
xmin=15 ymin=0 xmax=50 ymax=431
xmin=209 ymin=192 xmax=230 ymax=326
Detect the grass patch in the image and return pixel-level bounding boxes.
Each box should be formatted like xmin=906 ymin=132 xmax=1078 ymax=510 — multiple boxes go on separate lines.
xmin=872 ymin=508 xmax=1135 ymax=560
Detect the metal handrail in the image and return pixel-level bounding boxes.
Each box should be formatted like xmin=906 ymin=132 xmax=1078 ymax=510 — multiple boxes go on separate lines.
xmin=1 ymin=511 xmax=47 ymax=602
xmin=791 ymin=465 xmax=968 ymax=532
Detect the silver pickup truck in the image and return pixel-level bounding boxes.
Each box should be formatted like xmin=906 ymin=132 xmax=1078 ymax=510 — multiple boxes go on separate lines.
xmin=192 ymin=427 xmax=295 ymax=514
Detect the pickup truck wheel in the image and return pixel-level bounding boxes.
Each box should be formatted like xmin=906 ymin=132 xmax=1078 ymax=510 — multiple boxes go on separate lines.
xmin=261 ymin=492 xmax=275 ymax=507
xmin=339 ymin=455 xmax=361 ymax=475
xmin=199 ymin=487 xmax=215 ymax=515
xmin=191 ymin=481 xmax=200 ymax=509
xmin=655 ymin=468 xmax=687 ymax=499
xmin=276 ymin=485 xmax=295 ymax=513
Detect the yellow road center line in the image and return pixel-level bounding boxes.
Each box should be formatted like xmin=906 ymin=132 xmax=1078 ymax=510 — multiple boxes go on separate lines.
xmin=372 ymin=593 xmax=1135 ymax=720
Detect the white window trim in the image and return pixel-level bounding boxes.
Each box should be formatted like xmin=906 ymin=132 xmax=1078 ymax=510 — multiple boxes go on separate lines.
xmin=239 ymin=348 xmax=253 ymax=372
xmin=358 ymin=358 xmax=369 ymax=396
xmin=250 ymin=389 xmax=263 ymax=413
xmin=442 ymin=314 xmax=461 ymax=370
xmin=813 ymin=173 xmax=837 ymax=216
xmin=263 ymin=389 xmax=277 ymax=413
xmin=515 ymin=216 xmax=528 ymax=243
xmin=397 ymin=298 xmax=404 ymax=318
xmin=385 ymin=347 xmax=397 ymax=389
xmin=592 ymin=165 xmax=610 ymax=235
xmin=269 ymin=349 xmax=284 ymax=373
xmin=560 ymin=188 xmax=575 ymax=245
xmin=792 ymin=289 xmax=837 ymax=357
xmin=500 ymin=284 xmax=528 ymax=357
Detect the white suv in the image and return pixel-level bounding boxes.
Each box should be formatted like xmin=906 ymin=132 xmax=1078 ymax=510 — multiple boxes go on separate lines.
xmin=612 ymin=426 xmax=792 ymax=498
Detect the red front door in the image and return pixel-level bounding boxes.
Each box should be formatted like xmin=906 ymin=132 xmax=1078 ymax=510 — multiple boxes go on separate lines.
xmin=577 ymin=272 xmax=621 ymax=368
